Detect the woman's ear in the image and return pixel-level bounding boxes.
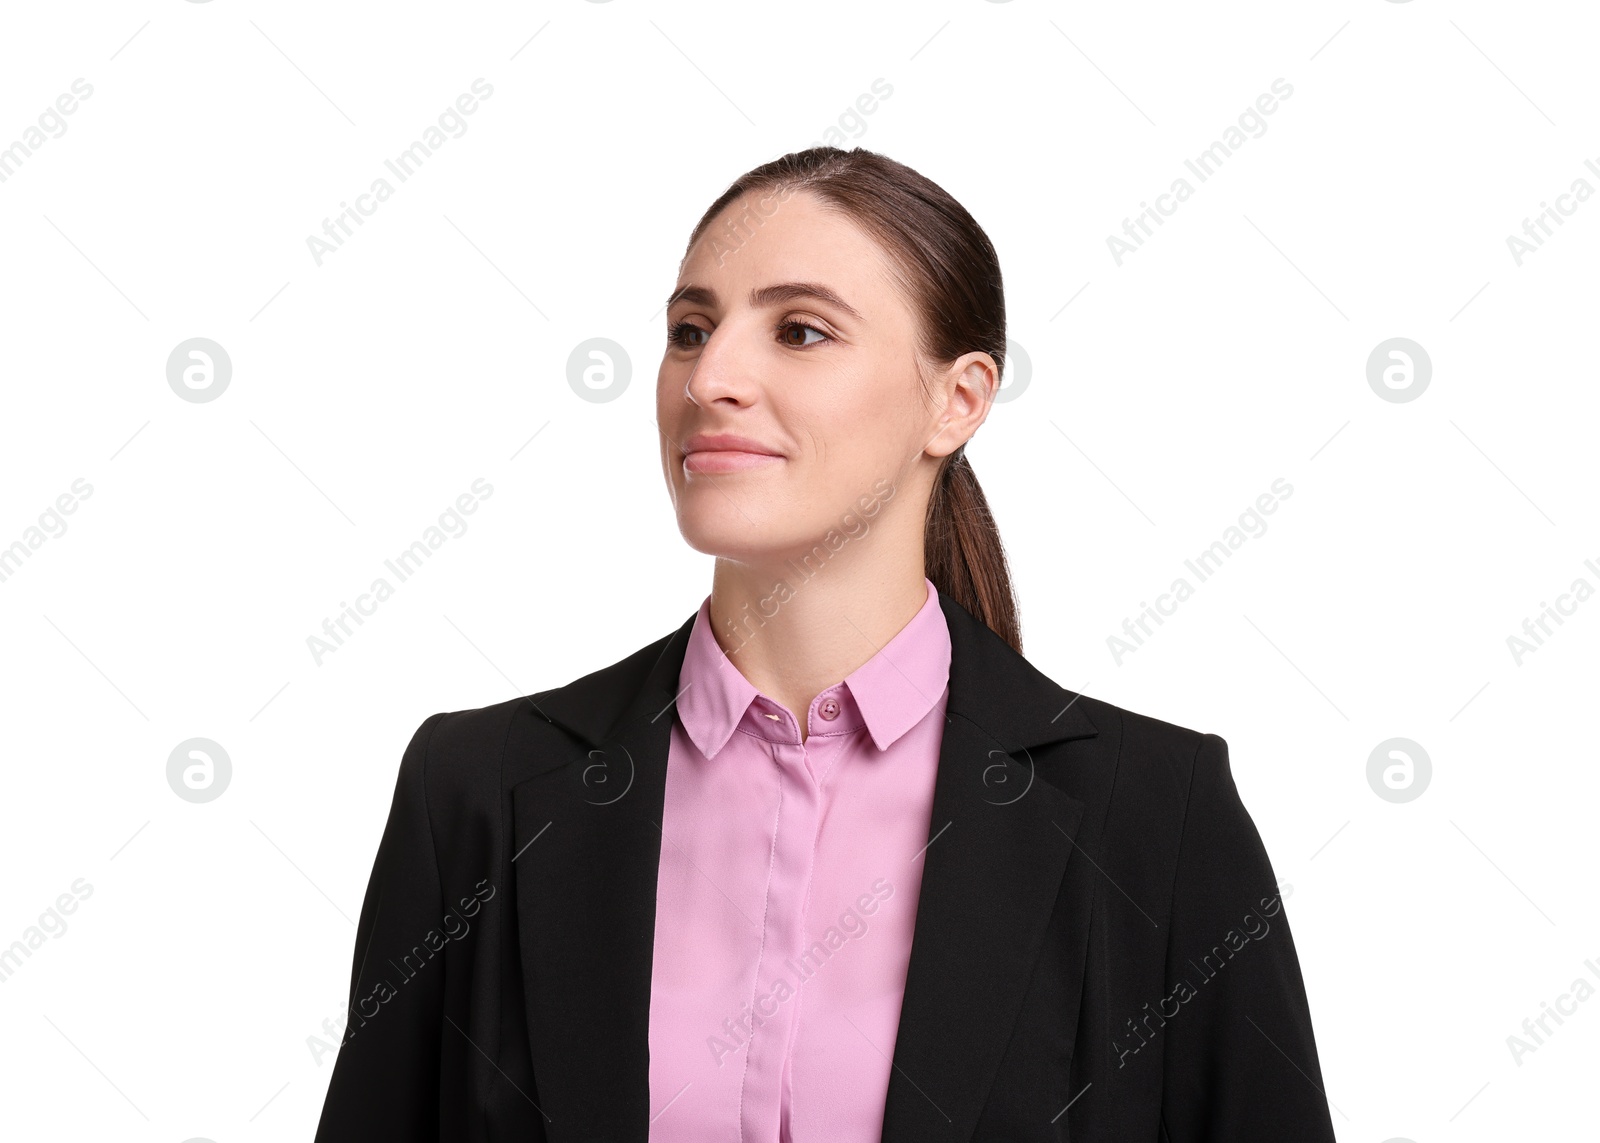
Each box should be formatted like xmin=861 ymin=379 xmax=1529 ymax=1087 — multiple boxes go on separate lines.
xmin=929 ymin=351 xmax=998 ymax=458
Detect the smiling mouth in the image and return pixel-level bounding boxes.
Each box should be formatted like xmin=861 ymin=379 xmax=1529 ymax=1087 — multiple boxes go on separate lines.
xmin=683 ymin=449 xmax=784 ymax=475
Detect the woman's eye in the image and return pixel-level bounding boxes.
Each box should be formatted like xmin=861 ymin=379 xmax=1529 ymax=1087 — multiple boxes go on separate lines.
xmin=668 ymin=321 xmax=708 ymax=348
xmin=778 ymin=321 xmax=829 ymax=348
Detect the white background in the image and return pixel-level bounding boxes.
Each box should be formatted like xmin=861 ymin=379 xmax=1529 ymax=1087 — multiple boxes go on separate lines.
xmin=1 ymin=0 xmax=1596 ymax=1138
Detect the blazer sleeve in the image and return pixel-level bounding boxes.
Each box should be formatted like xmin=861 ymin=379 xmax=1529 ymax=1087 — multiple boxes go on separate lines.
xmin=314 ymin=712 xmax=449 ymax=1143
xmin=1157 ymin=733 xmax=1338 ymax=1143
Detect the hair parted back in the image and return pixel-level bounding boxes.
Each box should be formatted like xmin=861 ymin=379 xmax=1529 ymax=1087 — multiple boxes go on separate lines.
xmin=682 ymin=146 xmax=1024 ymax=653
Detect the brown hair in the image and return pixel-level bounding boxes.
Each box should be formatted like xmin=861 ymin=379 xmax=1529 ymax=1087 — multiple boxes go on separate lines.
xmin=682 ymin=146 xmax=1023 ymax=653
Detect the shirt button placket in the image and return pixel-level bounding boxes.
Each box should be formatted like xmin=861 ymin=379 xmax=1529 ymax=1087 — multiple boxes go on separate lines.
xmin=740 ymin=725 xmax=822 ymax=1142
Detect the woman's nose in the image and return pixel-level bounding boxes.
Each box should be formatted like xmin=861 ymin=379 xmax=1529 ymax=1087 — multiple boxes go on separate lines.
xmin=683 ymin=323 xmax=757 ymax=407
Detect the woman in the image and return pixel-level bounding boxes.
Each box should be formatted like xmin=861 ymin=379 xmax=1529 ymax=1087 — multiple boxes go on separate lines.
xmin=314 ymin=147 xmax=1337 ymax=1142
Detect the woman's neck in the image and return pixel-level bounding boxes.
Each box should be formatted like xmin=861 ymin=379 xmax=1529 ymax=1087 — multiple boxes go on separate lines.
xmin=706 ymin=551 xmax=930 ymax=741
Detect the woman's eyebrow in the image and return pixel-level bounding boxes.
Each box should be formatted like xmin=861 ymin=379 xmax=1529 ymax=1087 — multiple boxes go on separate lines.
xmin=664 ymin=281 xmax=863 ymax=322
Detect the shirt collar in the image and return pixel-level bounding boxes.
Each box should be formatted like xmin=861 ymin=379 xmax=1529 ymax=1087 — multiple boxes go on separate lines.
xmin=675 ymin=577 xmax=951 ymax=760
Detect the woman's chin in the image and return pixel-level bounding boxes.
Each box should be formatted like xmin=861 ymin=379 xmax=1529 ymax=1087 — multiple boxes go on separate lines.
xmin=677 ymin=518 xmax=803 ymax=564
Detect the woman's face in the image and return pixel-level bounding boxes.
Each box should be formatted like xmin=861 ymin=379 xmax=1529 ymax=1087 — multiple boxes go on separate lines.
xmin=656 ymin=189 xmax=980 ymax=565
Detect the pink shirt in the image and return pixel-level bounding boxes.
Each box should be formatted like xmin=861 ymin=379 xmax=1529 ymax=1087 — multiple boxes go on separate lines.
xmin=647 ymin=577 xmax=952 ymax=1141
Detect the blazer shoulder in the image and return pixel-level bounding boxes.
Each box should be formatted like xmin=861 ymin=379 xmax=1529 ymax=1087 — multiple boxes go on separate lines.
xmin=1065 ymin=692 xmax=1225 ymax=818
xmin=1075 ymin=691 xmax=1213 ymax=764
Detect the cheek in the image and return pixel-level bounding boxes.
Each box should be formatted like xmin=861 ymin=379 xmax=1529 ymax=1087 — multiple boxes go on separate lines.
xmin=655 ymin=371 xmax=687 ymax=436
xmin=653 ymin=385 xmax=684 ymax=486
xmin=813 ymin=386 xmax=917 ymax=464
xmin=799 ymin=419 xmax=888 ymax=495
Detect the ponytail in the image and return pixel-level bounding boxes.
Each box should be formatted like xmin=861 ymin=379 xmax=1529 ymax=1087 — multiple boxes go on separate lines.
xmin=924 ymin=444 xmax=1021 ymax=654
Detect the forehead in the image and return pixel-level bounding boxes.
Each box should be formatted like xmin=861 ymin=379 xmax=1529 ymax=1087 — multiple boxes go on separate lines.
xmin=677 ymin=189 xmax=901 ymax=304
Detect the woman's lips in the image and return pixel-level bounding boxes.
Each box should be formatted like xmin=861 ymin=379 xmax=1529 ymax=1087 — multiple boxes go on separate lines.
xmin=683 ymin=450 xmax=784 ymax=474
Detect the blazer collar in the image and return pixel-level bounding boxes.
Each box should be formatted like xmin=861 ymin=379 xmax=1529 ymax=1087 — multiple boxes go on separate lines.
xmin=511 ymin=588 xmax=1099 ymax=1141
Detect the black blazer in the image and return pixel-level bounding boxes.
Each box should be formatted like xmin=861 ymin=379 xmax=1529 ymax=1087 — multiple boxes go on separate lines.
xmin=314 ymin=589 xmax=1337 ymax=1142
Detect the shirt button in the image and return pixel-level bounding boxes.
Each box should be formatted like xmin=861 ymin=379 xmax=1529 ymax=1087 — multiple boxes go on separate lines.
xmin=818 ymin=697 xmax=840 ymax=721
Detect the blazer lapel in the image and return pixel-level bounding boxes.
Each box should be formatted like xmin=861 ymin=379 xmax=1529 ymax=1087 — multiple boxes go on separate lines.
xmin=508 ymin=590 xmax=1098 ymax=1142
xmin=879 ymin=591 xmax=1098 ymax=1142
xmin=510 ymin=615 xmax=690 ymax=1141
